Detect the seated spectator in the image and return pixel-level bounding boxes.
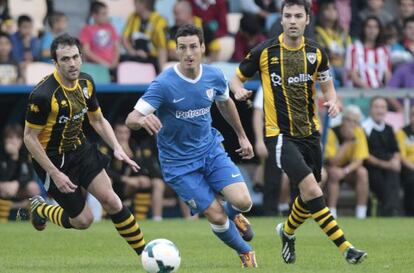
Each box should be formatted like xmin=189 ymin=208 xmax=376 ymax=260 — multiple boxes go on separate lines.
xmin=387 ymin=59 xmax=414 ymax=112
xmin=10 ymin=15 xmax=41 ymax=67
xmin=168 ymin=0 xmax=220 ymax=63
xmin=40 ymin=11 xmax=68 ymax=62
xmin=121 ymin=0 xmax=168 ymax=72
xmin=325 ymin=105 xmax=369 ymax=219
xmin=384 ymin=23 xmax=412 ymax=68
xmin=315 ymin=0 xmax=351 ymax=86
xmin=362 ymin=96 xmax=401 ymax=216
xmin=399 ymin=16 xmax=414 ymax=61
xmin=391 ymin=0 xmax=414 ymax=40
xmin=188 ymin=0 xmax=228 ymax=38
xmin=350 ymin=0 xmax=394 ymax=38
xmin=0 ymin=0 xmax=13 ymax=34
xmin=232 ymin=13 xmax=267 ymax=62
xmin=240 ymin=0 xmax=281 ymax=33
xmin=0 ymin=124 xmax=39 ymax=223
xmin=345 ymin=16 xmax=391 ymax=89
xmin=335 ymin=0 xmax=352 ymax=34
xmin=80 ymin=1 xmax=119 ymax=77
xmin=396 ymin=105 xmax=414 ymax=216
xmin=0 ymin=32 xmax=22 ymax=84
xmin=51 ymin=0 xmax=91 ymax=37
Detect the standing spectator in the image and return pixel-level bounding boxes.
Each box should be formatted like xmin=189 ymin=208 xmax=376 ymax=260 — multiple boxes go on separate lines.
xmin=10 ymin=15 xmax=41 ymax=66
xmin=0 ymin=32 xmax=22 ymax=84
xmin=362 ymin=96 xmax=401 ymax=216
xmin=232 ymin=13 xmax=267 ymax=62
xmin=350 ymin=0 xmax=394 ymax=38
xmin=80 ymin=1 xmax=119 ymax=76
xmin=189 ymin=0 xmax=228 ymax=38
xmin=0 ymin=124 xmax=39 ymax=223
xmin=122 ymin=0 xmax=168 ymax=72
xmin=40 ymin=12 xmax=68 ymax=62
xmin=315 ymin=0 xmax=351 ymax=86
xmin=345 ymin=16 xmax=391 ymax=89
xmin=396 ymin=105 xmax=414 ymax=216
xmin=167 ymin=0 xmax=220 ymax=63
xmin=325 ymin=105 xmax=369 ymax=219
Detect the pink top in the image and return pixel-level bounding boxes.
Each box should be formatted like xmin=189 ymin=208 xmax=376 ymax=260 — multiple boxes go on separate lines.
xmin=79 ymin=23 xmax=118 ymax=64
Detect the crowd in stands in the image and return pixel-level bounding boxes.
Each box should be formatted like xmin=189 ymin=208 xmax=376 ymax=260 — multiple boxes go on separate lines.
xmin=1 ymin=0 xmax=414 ymax=221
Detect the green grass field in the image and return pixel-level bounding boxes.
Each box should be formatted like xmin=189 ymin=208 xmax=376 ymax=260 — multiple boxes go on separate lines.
xmin=1 ymin=217 xmax=413 ymax=273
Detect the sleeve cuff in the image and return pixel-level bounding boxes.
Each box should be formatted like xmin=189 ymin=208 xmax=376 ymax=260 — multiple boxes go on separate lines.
xmin=134 ymin=99 xmax=157 ymax=115
xmin=236 ymin=68 xmax=248 ymax=82
xmin=215 ymin=86 xmax=230 ymax=102
xmin=25 ymin=121 xmax=45 ymax=130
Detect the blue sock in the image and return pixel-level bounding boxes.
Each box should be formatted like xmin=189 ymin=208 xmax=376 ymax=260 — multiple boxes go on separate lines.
xmin=211 ymin=218 xmax=252 ymax=254
xmin=224 ymin=202 xmax=240 ymax=220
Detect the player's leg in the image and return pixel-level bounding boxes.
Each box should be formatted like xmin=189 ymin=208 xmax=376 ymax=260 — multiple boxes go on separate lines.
xmin=354 ymin=166 xmax=369 ymax=219
xmin=151 ymin=178 xmax=165 ymax=221
xmin=327 ymin=166 xmax=343 ymax=218
xmin=0 ymin=181 xmax=19 ymax=223
xmin=88 ymin=170 xmax=145 ymax=255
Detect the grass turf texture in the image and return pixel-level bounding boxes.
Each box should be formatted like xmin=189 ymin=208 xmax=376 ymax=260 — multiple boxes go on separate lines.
xmin=1 ymin=217 xmax=413 ymax=273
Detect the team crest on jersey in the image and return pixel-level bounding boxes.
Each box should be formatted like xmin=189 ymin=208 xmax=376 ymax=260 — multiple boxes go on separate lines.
xmin=206 ymin=88 xmax=215 ymax=101
xmin=306 ymin=53 xmax=316 ymax=64
xmin=83 ymin=87 xmax=89 ymax=99
xmin=29 ymin=104 xmax=39 ymax=113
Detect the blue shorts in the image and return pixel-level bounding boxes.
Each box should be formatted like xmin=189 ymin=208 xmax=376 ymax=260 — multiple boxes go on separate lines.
xmin=160 ymin=144 xmax=244 ymax=214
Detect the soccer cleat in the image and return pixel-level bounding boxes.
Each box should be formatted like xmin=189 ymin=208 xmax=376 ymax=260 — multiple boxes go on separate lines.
xmin=29 ymin=196 xmax=47 ymax=231
xmin=276 ymin=222 xmax=296 ymax=264
xmin=239 ymin=251 xmax=258 ymax=268
xmin=234 ymin=214 xmax=254 ymax=241
xmin=344 ymin=247 xmax=367 ymax=264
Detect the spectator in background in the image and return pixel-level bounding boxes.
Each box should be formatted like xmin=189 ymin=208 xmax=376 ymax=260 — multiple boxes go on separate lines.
xmin=384 ymin=22 xmax=412 ymax=68
xmin=80 ymin=1 xmax=119 ymax=77
xmin=122 ymin=0 xmax=168 ymax=72
xmin=400 ymin=16 xmax=414 ymax=59
xmin=189 ymin=0 xmax=228 ymax=38
xmin=334 ymin=0 xmax=351 ymax=34
xmin=10 ymin=15 xmax=40 ymax=67
xmin=168 ymin=0 xmax=220 ymax=63
xmin=0 ymin=124 xmax=39 ymax=223
xmin=0 ymin=0 xmax=13 ymax=34
xmin=232 ymin=13 xmax=267 ymax=62
xmin=51 ymin=0 xmax=91 ymax=37
xmin=391 ymin=0 xmax=414 ymax=40
xmin=350 ymin=0 xmax=394 ymax=38
xmin=0 ymin=32 xmax=22 ymax=84
xmin=40 ymin=12 xmax=68 ymax=62
xmin=396 ymin=105 xmax=414 ymax=216
xmin=240 ymin=0 xmax=281 ymax=33
xmin=363 ymin=96 xmax=401 ymax=217
xmin=315 ymin=0 xmax=351 ymax=86
xmin=387 ymin=59 xmax=414 ymax=112
xmin=325 ymin=105 xmax=369 ymax=219
xmin=345 ymin=16 xmax=391 ymax=89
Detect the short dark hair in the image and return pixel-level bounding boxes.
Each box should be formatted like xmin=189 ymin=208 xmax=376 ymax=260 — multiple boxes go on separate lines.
xmin=281 ymin=0 xmax=310 ymax=15
xmin=17 ymin=15 xmax=32 ymax=27
xmin=136 ymin=0 xmax=155 ymax=11
xmin=50 ymin=33 xmax=82 ymax=62
xmin=175 ymin=24 xmax=204 ymax=45
xmin=0 ymin=31 xmax=11 ymax=42
xmin=240 ymin=13 xmax=261 ymax=36
xmin=90 ymin=1 xmax=107 ymax=15
xmin=47 ymin=11 xmax=67 ymax=29
xmin=3 ymin=124 xmax=23 ymax=140
xmin=403 ymin=15 xmax=414 ymax=29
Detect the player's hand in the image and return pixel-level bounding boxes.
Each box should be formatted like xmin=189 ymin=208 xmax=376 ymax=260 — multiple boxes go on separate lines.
xmin=255 ymin=140 xmax=268 ymax=159
xmin=236 ymin=136 xmax=254 ymax=159
xmin=139 ymin=114 xmax=163 ymax=136
xmin=234 ymin=88 xmax=253 ymax=101
xmin=114 ymin=147 xmax=141 ymax=172
xmin=323 ymin=99 xmax=340 ymax=118
xmin=50 ymin=170 xmax=77 ymax=193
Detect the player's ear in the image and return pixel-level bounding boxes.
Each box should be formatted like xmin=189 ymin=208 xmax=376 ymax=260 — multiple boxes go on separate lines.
xmin=306 ymin=14 xmax=310 ymax=25
xmin=201 ymin=42 xmax=205 ymax=54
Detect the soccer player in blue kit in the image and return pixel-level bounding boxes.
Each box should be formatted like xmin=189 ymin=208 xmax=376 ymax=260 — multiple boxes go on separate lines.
xmin=126 ymin=24 xmax=258 ymax=268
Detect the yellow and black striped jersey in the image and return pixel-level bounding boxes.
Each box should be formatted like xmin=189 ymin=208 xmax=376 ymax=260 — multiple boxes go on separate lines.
xmin=25 ymin=71 xmax=101 ymax=156
xmin=237 ymin=34 xmax=331 ymax=138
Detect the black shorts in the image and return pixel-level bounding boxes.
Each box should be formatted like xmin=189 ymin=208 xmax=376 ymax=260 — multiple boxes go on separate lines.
xmin=33 ymin=143 xmax=109 ymax=218
xmin=266 ymin=133 xmax=322 ymax=185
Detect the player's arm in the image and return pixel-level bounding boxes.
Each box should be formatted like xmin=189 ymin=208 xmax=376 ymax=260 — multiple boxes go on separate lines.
xmin=215 ymin=98 xmax=254 ymax=159
xmin=125 ymin=104 xmax=162 ymax=136
xmin=23 ymin=126 xmax=77 ymax=193
xmin=88 ymin=111 xmax=139 ymax=172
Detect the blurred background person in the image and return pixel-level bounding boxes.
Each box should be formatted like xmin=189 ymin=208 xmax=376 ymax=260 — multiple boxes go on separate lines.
xmin=0 ymin=32 xmax=22 ymax=84
xmin=363 ymin=96 xmax=401 ymax=217
xmin=188 ymin=0 xmax=228 ymax=38
xmin=40 ymin=11 xmax=68 ymax=62
xmin=325 ymin=105 xmax=369 ymax=219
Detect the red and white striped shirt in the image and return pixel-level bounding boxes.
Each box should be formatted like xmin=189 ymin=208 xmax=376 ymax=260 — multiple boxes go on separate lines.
xmin=345 ymin=40 xmax=391 ymax=88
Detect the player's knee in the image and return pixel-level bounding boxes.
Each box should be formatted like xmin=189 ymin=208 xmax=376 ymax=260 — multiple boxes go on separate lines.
xmin=26 ymin=181 xmax=40 ymax=197
xmin=71 ymin=214 xmax=93 ymax=229
xmin=233 ymin=195 xmax=252 ymax=212
xmin=100 ymin=192 xmax=122 ymax=214
xmin=204 ymin=205 xmax=227 ymax=225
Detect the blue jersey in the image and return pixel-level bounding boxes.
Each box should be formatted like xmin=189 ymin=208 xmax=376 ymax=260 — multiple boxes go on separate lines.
xmin=135 ymin=64 xmax=229 ymax=164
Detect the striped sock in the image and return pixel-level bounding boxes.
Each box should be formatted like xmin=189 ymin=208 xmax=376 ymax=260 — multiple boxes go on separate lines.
xmin=0 ymin=199 xmax=12 ymax=223
xmin=37 ymin=203 xmax=72 ymax=228
xmin=308 ymin=196 xmax=352 ymax=253
xmin=133 ymin=192 xmax=151 ymax=220
xmin=111 ymin=206 xmax=145 ymax=255
xmin=283 ymin=196 xmax=311 ymax=235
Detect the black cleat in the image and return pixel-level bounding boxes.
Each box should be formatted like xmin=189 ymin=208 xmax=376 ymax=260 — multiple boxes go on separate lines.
xmin=344 ymin=247 xmax=367 ymax=264
xmin=29 ymin=196 xmax=47 ymax=231
xmin=276 ymin=223 xmax=296 ymax=264
xmin=234 ymin=214 xmax=254 ymax=241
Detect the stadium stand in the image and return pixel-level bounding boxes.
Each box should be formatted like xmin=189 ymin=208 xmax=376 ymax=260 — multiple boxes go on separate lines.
xmin=117 ymin=61 xmax=156 ymax=84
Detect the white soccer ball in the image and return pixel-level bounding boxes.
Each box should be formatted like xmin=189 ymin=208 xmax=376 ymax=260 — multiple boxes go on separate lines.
xmin=141 ymin=239 xmax=181 ymax=273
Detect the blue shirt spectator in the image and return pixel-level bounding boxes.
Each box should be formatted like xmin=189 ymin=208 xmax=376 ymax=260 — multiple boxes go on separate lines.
xmin=10 ymin=15 xmax=40 ymax=64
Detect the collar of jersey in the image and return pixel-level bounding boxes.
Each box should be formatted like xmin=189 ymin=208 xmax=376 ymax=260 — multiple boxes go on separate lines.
xmin=53 ymin=70 xmax=79 ymax=91
xmin=174 ymin=63 xmax=203 ymax=84
xmin=278 ymin=34 xmax=304 ymax=51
